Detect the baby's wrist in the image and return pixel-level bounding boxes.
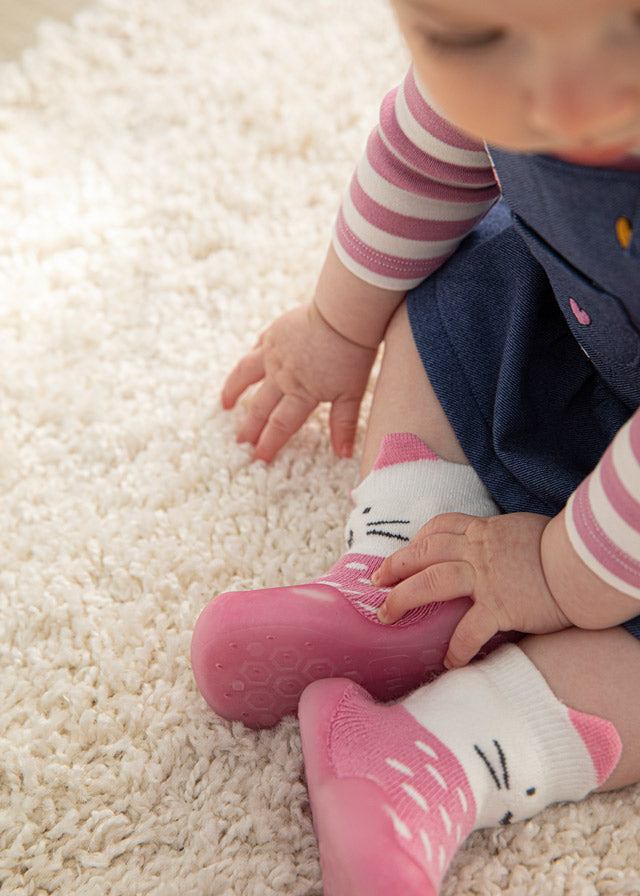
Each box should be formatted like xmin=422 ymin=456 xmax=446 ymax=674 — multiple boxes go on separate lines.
xmin=311 ymin=244 xmax=405 ymax=349
xmin=539 ymin=515 xmax=571 ymax=613
xmin=311 ymin=298 xmax=380 ymax=350
xmin=541 ymin=510 xmax=639 ymax=629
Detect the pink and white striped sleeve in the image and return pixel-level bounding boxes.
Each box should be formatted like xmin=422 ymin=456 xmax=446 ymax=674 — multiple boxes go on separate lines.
xmin=332 ymin=66 xmax=501 ymax=291
xmin=565 ymin=409 xmax=640 ymax=600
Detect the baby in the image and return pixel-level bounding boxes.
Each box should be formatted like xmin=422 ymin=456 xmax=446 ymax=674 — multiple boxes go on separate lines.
xmin=192 ymin=0 xmax=640 ymax=892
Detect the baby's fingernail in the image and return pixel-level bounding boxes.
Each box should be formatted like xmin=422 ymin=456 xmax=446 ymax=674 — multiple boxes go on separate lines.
xmin=371 ymin=571 xmax=380 ymax=585
xmin=377 ymin=603 xmax=389 ymax=624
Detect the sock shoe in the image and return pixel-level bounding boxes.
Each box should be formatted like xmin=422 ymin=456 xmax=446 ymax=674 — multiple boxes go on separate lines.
xmin=191 ymin=433 xmax=503 ymax=728
xmin=299 ymin=644 xmax=622 ymax=896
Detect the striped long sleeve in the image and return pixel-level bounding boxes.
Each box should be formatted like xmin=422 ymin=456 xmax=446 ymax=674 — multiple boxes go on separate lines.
xmin=332 ymin=66 xmax=500 ymax=291
xmin=566 ymin=409 xmax=640 ymax=600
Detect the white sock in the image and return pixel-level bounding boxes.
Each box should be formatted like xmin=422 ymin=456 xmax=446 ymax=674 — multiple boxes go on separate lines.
xmin=401 ymin=643 xmax=621 ymax=829
xmin=323 ymin=645 xmax=622 ymax=890
xmin=316 ymin=432 xmax=498 ymax=623
xmin=345 ymin=432 xmax=498 ymax=556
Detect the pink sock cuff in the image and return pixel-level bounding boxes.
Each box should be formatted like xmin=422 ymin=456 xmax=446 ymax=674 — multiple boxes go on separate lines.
xmin=373 ymin=433 xmax=440 ymax=470
xmin=568 ymin=707 xmax=622 ymax=787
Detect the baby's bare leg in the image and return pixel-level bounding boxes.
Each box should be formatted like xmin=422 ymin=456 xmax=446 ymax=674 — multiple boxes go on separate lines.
xmin=521 ymin=625 xmax=640 ymax=791
xmin=361 ymin=302 xmax=468 ymax=477
xmin=363 ymin=303 xmax=640 ymax=793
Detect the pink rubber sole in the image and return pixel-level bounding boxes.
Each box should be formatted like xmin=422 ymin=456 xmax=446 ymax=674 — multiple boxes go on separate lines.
xmin=190 ymin=582 xmax=473 ymax=728
xmin=299 ymin=678 xmax=437 ymax=896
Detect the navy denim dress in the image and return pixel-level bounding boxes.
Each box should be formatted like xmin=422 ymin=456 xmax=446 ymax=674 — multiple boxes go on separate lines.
xmin=407 ymin=150 xmax=640 ymax=636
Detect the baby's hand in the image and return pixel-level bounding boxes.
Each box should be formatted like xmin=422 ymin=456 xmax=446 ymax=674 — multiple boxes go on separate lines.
xmin=374 ymin=512 xmax=571 ymax=668
xmin=221 ymin=302 xmax=377 ymax=462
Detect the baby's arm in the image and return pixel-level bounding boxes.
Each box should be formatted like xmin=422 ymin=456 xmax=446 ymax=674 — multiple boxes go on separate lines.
xmin=539 ymin=511 xmax=639 ymax=629
xmin=375 ymin=410 xmax=640 ymax=666
xmin=331 ymin=66 xmax=499 ymax=294
xmin=542 ymin=410 xmax=640 ymax=629
xmin=222 ymin=247 xmax=404 ymax=462
xmin=311 ymin=244 xmax=406 ymax=350
xmin=224 ymin=67 xmax=500 ymax=462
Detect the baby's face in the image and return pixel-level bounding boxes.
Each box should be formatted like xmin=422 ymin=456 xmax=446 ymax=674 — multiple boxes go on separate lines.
xmin=391 ymin=0 xmax=640 ymax=163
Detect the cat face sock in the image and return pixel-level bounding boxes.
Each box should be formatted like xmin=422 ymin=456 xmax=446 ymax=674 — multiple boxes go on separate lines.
xmin=299 ymin=644 xmax=622 ymax=896
xmin=319 ymin=433 xmax=498 ymax=623
xmin=191 ymin=433 xmax=501 ymax=728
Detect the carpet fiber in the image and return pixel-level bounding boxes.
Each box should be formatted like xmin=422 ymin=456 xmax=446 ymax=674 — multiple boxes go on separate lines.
xmin=1 ymin=1 xmax=639 ymax=893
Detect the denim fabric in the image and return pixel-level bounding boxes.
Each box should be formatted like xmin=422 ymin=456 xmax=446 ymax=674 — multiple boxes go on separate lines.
xmin=406 ymin=150 xmax=640 ymax=638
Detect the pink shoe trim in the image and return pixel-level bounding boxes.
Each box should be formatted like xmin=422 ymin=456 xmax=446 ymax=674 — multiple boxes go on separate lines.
xmin=318 ymin=552 xmax=456 ymax=626
xmin=567 ymin=707 xmax=622 ymax=787
xmin=315 ymin=778 xmax=438 ymax=896
xmin=301 ymin=679 xmax=475 ymax=890
xmin=300 ymin=680 xmax=438 ymax=896
xmin=373 ymin=433 xmax=439 ymax=470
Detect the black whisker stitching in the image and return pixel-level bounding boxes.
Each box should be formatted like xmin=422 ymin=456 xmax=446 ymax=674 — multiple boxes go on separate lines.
xmin=500 ymin=811 xmax=513 ymax=825
xmin=366 ymin=530 xmax=411 ymax=542
xmin=474 ymin=744 xmax=501 ymax=789
xmin=494 ymin=739 xmax=509 ymax=789
xmin=366 ymin=519 xmax=411 ymax=527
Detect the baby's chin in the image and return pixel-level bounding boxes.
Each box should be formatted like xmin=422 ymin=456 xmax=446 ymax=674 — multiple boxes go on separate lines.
xmin=549 ymin=142 xmax=636 ymax=166
xmin=483 ymin=134 xmax=636 ymax=167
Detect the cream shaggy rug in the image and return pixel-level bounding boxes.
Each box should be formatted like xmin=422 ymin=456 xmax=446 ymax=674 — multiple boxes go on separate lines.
xmin=1 ymin=1 xmax=639 ymax=894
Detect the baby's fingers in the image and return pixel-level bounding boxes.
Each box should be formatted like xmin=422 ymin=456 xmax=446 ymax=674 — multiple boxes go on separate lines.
xmin=236 ymin=380 xmax=282 ymax=448
xmin=329 ymin=395 xmax=362 ymax=460
xmin=252 ymin=393 xmax=316 ymax=462
xmin=221 ymin=348 xmax=265 ymax=409
xmin=373 ymin=533 xmax=469 ymax=588
xmin=444 ymin=602 xmax=499 ymax=669
xmin=377 ymin=560 xmax=474 ymax=624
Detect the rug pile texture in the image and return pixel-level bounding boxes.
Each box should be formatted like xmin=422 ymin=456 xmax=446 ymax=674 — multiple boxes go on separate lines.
xmin=1 ymin=1 xmax=639 ymax=893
